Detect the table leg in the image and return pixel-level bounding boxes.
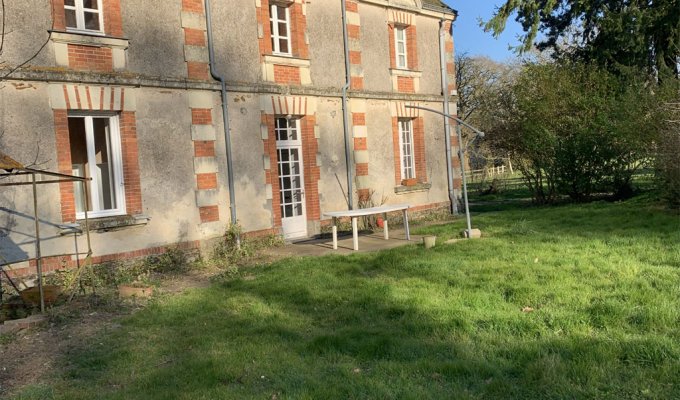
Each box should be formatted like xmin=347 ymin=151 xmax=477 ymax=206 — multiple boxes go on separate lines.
xmin=383 ymin=212 xmax=389 ymax=240
xmin=403 ymin=209 xmax=411 ymax=241
xmin=332 ymin=217 xmax=338 ymax=250
xmin=352 ymin=217 xmax=359 ymax=251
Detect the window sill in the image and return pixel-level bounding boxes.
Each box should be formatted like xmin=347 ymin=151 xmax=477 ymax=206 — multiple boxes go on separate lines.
xmin=50 ymin=30 xmax=129 ymax=49
xmin=394 ymin=182 xmax=431 ymax=194
xmin=389 ymin=68 xmax=422 ymax=78
xmin=59 ymin=214 xmax=150 ymax=235
xmin=263 ymin=54 xmax=311 ymax=68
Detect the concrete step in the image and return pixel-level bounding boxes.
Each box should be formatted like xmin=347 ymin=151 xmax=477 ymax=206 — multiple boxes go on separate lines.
xmin=2 ymin=314 xmax=48 ymax=331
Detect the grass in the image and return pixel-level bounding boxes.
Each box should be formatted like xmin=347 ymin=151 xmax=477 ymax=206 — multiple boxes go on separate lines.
xmin=12 ymin=197 xmax=680 ymax=399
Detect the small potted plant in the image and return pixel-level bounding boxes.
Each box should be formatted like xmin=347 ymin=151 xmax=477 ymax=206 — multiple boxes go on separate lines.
xmin=20 ymin=285 xmax=62 ymax=306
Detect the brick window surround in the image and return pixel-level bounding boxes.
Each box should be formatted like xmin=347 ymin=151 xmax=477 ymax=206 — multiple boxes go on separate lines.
xmin=51 ymin=0 xmax=125 ymax=73
xmin=392 ymin=117 xmax=426 ymax=185
xmin=51 ymin=0 xmax=124 ymax=37
xmin=388 ymin=23 xmax=418 ymax=71
xmin=258 ymin=0 xmax=308 ymax=59
xmin=262 ymin=114 xmax=320 ymax=228
xmin=54 ymin=110 xmax=142 ymax=223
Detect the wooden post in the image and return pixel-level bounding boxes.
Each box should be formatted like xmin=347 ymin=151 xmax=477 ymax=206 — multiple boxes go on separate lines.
xmin=352 ymin=217 xmax=359 ymax=251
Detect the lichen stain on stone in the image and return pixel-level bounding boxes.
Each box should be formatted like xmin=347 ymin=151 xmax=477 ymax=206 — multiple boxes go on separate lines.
xmin=11 ymin=83 xmax=36 ymax=90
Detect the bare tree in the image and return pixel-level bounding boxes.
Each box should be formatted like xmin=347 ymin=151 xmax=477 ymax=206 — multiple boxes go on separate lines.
xmin=455 ymin=53 xmax=517 ymax=171
xmin=0 ymin=1 xmax=54 ymax=168
xmin=0 ymin=0 xmax=54 ymax=80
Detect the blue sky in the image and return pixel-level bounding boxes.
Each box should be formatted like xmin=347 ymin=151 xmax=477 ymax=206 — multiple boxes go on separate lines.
xmin=443 ymin=1 xmax=524 ymax=62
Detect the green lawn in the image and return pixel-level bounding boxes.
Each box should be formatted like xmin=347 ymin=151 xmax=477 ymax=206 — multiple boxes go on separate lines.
xmin=14 ymin=198 xmax=680 ymax=399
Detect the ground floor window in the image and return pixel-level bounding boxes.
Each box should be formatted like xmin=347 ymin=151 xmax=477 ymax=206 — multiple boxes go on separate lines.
xmin=398 ymin=118 xmax=415 ymax=180
xmin=68 ymin=114 xmax=126 ymax=219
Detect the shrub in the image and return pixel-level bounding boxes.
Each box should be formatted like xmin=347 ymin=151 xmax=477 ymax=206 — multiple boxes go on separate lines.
xmin=143 ymin=246 xmax=191 ymax=274
xmin=211 ymin=224 xmax=284 ymax=268
xmin=488 ymin=61 xmax=661 ymax=203
xmin=656 ymin=101 xmax=680 ymax=207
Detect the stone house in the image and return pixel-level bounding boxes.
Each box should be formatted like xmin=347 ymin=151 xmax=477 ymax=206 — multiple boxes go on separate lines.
xmin=0 ymin=0 xmax=460 ymax=276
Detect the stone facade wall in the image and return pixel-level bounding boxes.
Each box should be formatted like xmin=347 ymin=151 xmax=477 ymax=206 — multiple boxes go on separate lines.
xmin=0 ymin=0 xmax=459 ymax=275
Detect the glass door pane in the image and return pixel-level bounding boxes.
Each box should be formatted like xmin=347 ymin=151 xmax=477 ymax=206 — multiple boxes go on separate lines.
xmin=69 ymin=117 xmax=92 ymax=212
xmin=92 ymin=118 xmax=117 ymax=211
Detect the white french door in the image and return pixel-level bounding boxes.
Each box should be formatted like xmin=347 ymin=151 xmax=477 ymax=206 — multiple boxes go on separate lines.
xmin=275 ymin=118 xmax=307 ymax=239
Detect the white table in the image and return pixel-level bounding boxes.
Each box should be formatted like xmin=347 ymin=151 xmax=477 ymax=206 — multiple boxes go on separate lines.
xmin=323 ymin=204 xmax=411 ymax=251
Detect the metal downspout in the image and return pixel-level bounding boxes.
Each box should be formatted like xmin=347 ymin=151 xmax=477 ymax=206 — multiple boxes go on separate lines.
xmin=204 ymin=0 xmax=239 ymax=246
xmin=340 ymin=0 xmax=354 ymax=210
xmin=439 ymin=19 xmax=457 ymax=215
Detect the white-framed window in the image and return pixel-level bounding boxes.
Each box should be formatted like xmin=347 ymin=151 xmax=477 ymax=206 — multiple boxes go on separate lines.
xmin=68 ymin=114 xmax=126 ymax=219
xmin=394 ymin=26 xmax=408 ymax=69
xmin=270 ymin=4 xmax=292 ymax=56
xmin=275 ymin=117 xmax=300 ymax=143
xmin=398 ymin=118 xmax=415 ymax=180
xmin=64 ymin=0 xmax=105 ymax=34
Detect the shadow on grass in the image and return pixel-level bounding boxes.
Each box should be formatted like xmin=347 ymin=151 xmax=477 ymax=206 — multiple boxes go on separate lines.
xmin=14 ymin=198 xmax=680 ymax=400
xmin=43 ymin=265 xmax=680 ymax=399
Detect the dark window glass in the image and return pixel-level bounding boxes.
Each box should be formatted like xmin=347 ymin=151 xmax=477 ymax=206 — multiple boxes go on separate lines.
xmin=65 ymin=9 xmax=77 ymax=28
xmin=83 ymin=0 xmax=99 ymax=9
xmin=84 ymin=11 xmax=100 ymax=30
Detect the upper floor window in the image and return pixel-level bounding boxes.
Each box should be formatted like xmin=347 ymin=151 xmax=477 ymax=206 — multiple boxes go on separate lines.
xmin=270 ymin=4 xmax=291 ymax=56
xmin=64 ymin=0 xmax=104 ymax=34
xmin=398 ymin=119 xmax=415 ymax=180
xmin=394 ymin=26 xmax=408 ymax=69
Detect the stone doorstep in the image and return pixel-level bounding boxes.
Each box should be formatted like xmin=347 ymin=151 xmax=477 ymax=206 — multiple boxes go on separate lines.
xmin=2 ymin=314 xmax=48 ymax=331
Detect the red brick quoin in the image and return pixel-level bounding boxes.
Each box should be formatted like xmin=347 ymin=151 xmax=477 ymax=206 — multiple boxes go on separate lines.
xmin=182 ymin=0 xmax=204 ymax=14
xmin=196 ymin=173 xmax=218 ymax=190
xmin=187 ymin=61 xmax=210 ymax=80
xmin=199 ymin=205 xmax=220 ymax=223
xmin=191 ymin=108 xmax=213 ymax=125
xmin=194 ymin=140 xmax=216 ymax=157
xmin=184 ymin=28 xmax=206 ymax=46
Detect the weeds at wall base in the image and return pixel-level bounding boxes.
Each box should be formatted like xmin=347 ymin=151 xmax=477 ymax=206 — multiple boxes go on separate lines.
xmin=208 ymin=224 xmax=283 ymax=270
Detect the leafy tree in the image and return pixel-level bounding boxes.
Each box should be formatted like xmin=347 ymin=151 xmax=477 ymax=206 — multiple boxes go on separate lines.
xmin=656 ymin=98 xmax=680 ymax=207
xmin=484 ymin=0 xmax=680 ymax=78
xmin=487 ymin=61 xmax=661 ymax=203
